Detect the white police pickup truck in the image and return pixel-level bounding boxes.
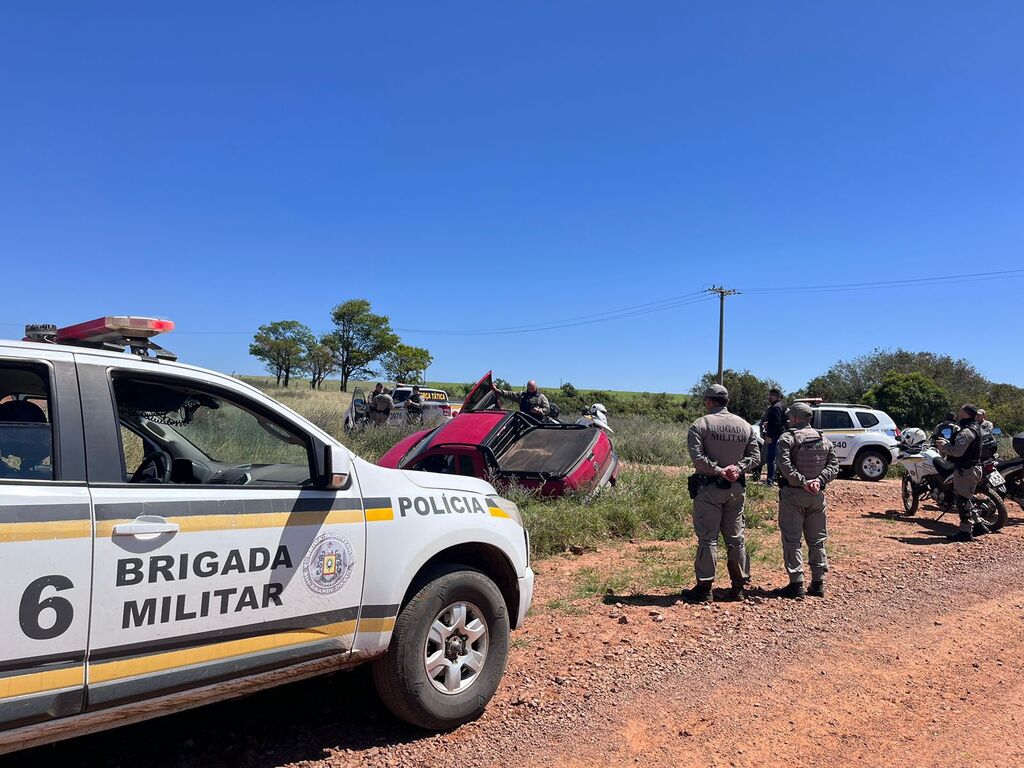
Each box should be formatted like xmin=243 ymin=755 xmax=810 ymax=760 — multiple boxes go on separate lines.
xmin=0 ymin=317 xmax=533 ymax=754
xmin=795 ymin=399 xmax=901 ymax=481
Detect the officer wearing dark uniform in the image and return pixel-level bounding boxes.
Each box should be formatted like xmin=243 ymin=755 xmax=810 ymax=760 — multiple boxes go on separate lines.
xmin=406 ymin=385 xmax=425 ymax=425
xmin=683 ymin=384 xmax=760 ymax=603
xmin=759 ymin=388 xmax=786 ymax=485
xmin=937 ymin=404 xmax=987 ymax=542
xmin=774 ymin=402 xmax=840 ymax=598
xmin=497 ymin=380 xmax=550 ymax=419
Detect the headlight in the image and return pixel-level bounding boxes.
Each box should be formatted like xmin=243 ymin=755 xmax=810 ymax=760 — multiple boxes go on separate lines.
xmin=491 ymin=496 xmax=524 ymax=528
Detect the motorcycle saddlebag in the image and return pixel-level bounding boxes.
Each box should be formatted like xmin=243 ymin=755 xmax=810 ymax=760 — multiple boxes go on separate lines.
xmin=1014 ymin=432 xmax=1024 ymax=459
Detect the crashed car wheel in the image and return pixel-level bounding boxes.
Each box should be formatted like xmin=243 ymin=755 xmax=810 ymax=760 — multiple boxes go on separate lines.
xmin=372 ymin=565 xmax=509 ymax=730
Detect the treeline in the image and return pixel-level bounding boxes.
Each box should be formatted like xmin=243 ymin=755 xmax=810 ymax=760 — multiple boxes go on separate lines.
xmin=249 ymin=299 xmax=432 ymax=391
xmin=793 ymin=349 xmax=1024 ymax=433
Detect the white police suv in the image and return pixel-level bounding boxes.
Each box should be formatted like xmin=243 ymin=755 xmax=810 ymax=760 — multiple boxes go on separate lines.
xmin=0 ymin=317 xmax=533 ymax=753
xmin=795 ymin=399 xmax=901 ymax=481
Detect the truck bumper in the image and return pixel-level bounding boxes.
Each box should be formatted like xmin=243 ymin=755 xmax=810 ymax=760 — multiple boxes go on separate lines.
xmin=515 ymin=568 xmax=535 ymax=629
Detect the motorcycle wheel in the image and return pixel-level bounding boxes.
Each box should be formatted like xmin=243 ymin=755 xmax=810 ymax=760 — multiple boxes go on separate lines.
xmin=901 ymin=475 xmax=919 ymax=515
xmin=974 ymin=488 xmax=1008 ymax=532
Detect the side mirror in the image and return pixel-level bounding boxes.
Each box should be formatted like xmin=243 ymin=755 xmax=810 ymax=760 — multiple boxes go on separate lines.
xmin=322 ymin=444 xmax=352 ymax=490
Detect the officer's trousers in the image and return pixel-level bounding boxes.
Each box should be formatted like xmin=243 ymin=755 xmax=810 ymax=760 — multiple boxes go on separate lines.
xmin=953 ymin=466 xmax=983 ymax=532
xmin=765 ymin=440 xmax=778 ymax=482
xmin=692 ymin=483 xmax=750 ymax=584
xmin=778 ymin=486 xmax=828 ymax=584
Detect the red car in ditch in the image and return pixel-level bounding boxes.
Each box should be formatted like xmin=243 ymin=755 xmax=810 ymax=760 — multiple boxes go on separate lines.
xmin=377 ymin=372 xmax=619 ymax=497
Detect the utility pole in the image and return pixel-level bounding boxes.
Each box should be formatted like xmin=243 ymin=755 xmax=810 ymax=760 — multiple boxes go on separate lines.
xmin=706 ymin=286 xmax=738 ymax=384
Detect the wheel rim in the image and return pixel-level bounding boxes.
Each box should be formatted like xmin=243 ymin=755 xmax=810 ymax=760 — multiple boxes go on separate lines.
xmin=975 ymin=496 xmax=1000 ymax=527
xmin=862 ymin=455 xmax=886 ymax=479
xmin=424 ymin=601 xmax=489 ymax=695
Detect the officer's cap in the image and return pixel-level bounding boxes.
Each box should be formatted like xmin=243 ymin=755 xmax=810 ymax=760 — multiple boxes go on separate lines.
xmin=703 ymin=384 xmax=729 ymax=400
xmin=786 ymin=402 xmax=814 ymax=421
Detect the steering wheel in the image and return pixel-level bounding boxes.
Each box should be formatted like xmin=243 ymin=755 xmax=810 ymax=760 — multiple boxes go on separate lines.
xmin=131 ymin=450 xmax=173 ymax=484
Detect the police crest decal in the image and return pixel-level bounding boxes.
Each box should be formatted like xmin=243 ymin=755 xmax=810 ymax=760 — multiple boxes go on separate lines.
xmin=301 ymin=532 xmax=355 ymax=595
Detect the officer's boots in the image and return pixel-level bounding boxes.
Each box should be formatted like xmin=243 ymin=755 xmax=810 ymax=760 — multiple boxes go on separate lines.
xmin=681 ymin=581 xmax=713 ymax=604
xmin=807 ymin=581 xmax=825 ymax=597
xmin=779 ymin=581 xmax=806 ymax=599
xmin=947 ymin=499 xmax=975 ymax=542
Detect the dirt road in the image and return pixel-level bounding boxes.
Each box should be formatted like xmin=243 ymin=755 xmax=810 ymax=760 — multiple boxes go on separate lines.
xmin=8 ymin=480 xmax=1024 ymax=768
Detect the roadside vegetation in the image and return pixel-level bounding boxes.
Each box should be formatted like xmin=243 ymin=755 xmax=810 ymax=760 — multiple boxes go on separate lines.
xmin=240 ymin=343 xmax=1024 ymax=568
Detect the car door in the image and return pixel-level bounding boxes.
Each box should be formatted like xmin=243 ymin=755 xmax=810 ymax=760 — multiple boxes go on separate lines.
xmin=816 ymin=409 xmax=855 ymax=461
xmin=76 ymin=356 xmax=366 ymax=710
xmin=0 ymin=350 xmax=91 ymax=731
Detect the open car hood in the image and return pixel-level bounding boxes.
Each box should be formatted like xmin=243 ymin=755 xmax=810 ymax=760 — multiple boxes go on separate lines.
xmin=461 ymin=371 xmax=499 ymax=414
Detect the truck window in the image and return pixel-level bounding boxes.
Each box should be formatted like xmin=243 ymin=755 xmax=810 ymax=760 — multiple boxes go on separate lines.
xmin=818 ymin=410 xmax=854 ymax=430
xmin=0 ymin=362 xmax=55 ymax=481
xmin=855 ymin=412 xmax=880 ymax=428
xmin=111 ymin=375 xmax=313 ymax=485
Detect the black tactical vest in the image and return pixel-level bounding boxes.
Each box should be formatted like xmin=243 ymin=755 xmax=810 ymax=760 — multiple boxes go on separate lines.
xmin=952 ymin=421 xmax=982 ymax=469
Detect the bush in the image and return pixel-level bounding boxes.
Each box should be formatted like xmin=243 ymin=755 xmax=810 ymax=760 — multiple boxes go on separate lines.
xmin=510 ymin=467 xmax=693 ymax=557
xmin=608 ymin=416 xmax=689 ymax=466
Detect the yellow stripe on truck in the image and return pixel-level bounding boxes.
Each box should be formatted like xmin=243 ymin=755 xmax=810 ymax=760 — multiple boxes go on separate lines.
xmin=88 ymin=620 xmax=358 ymax=684
xmin=357 ymin=617 xmax=396 ymax=633
xmin=0 ymin=520 xmax=92 ymax=543
xmin=95 ymin=509 xmax=364 ymax=538
xmin=364 ymin=506 xmax=394 ymax=522
xmin=0 ymin=667 xmax=84 ymax=700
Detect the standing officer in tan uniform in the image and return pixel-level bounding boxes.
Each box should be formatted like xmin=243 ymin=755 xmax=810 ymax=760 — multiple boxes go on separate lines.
xmin=683 ymin=384 xmax=760 ymax=603
xmin=775 ymin=402 xmax=840 ymax=598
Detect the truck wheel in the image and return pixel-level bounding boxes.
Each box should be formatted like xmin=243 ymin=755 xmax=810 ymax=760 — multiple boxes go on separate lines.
xmin=372 ymin=565 xmax=509 ymax=730
xmin=901 ymin=476 xmax=919 ymax=515
xmin=855 ymin=450 xmax=889 ymax=482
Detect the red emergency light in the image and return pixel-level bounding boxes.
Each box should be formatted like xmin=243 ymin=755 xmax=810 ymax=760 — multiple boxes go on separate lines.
xmin=23 ymin=316 xmax=178 ymax=360
xmin=56 ymin=316 xmax=175 ymax=344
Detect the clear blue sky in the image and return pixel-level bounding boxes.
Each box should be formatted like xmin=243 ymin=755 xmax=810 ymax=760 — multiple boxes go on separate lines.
xmin=2 ymin=3 xmax=1021 ymax=393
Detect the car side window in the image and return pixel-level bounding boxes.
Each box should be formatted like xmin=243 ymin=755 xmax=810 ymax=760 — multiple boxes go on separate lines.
xmin=856 ymin=412 xmax=880 ymax=428
xmin=819 ymin=410 xmax=854 ymax=430
xmin=0 ymin=362 xmax=55 ymax=481
xmin=111 ymin=374 xmax=313 ymax=486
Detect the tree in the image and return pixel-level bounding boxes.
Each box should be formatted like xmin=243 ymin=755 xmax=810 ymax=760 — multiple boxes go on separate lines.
xmin=303 ymin=334 xmax=340 ymax=390
xmin=797 ymin=348 xmax=989 ymax=405
xmin=249 ymin=321 xmax=313 ymax=387
xmin=863 ymin=372 xmax=950 ymax=429
xmin=690 ymin=369 xmax=782 ymax=423
xmin=381 ymin=344 xmax=433 ymax=384
xmin=560 ymin=382 xmax=578 ymax=398
xmin=986 ymin=383 xmax=1024 ymax=435
xmin=329 ymin=299 xmax=399 ymax=391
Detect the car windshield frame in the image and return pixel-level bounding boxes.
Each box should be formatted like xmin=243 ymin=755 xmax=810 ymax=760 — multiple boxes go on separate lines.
xmin=399 ymin=426 xmax=443 ymax=467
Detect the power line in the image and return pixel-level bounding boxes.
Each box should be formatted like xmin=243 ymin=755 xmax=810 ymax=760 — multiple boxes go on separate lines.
xmin=737 ymin=267 xmax=1024 ymax=296
xmin=394 ymin=293 xmax=712 ymax=336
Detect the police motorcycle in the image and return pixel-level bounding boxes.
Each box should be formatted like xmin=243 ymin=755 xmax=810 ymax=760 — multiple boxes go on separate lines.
xmin=575 ymin=403 xmax=614 ymax=434
xmin=896 ymin=427 xmax=1008 ymax=531
xmin=993 ymin=431 xmax=1024 ymax=512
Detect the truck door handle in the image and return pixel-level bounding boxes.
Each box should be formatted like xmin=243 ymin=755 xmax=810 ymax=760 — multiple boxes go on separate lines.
xmin=112 ymin=516 xmax=180 ymax=537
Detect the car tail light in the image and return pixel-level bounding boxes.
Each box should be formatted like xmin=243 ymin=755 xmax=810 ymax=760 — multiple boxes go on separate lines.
xmin=894 ymin=427 xmax=902 ymax=438
xmin=440 ymin=405 xmax=452 ymax=417
xmin=984 ymin=461 xmax=996 ymax=474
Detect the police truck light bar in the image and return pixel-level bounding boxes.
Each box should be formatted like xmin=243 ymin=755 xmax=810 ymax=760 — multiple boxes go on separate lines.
xmin=25 ymin=315 xmax=178 ymax=360
xmin=56 ymin=316 xmax=175 ymax=344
